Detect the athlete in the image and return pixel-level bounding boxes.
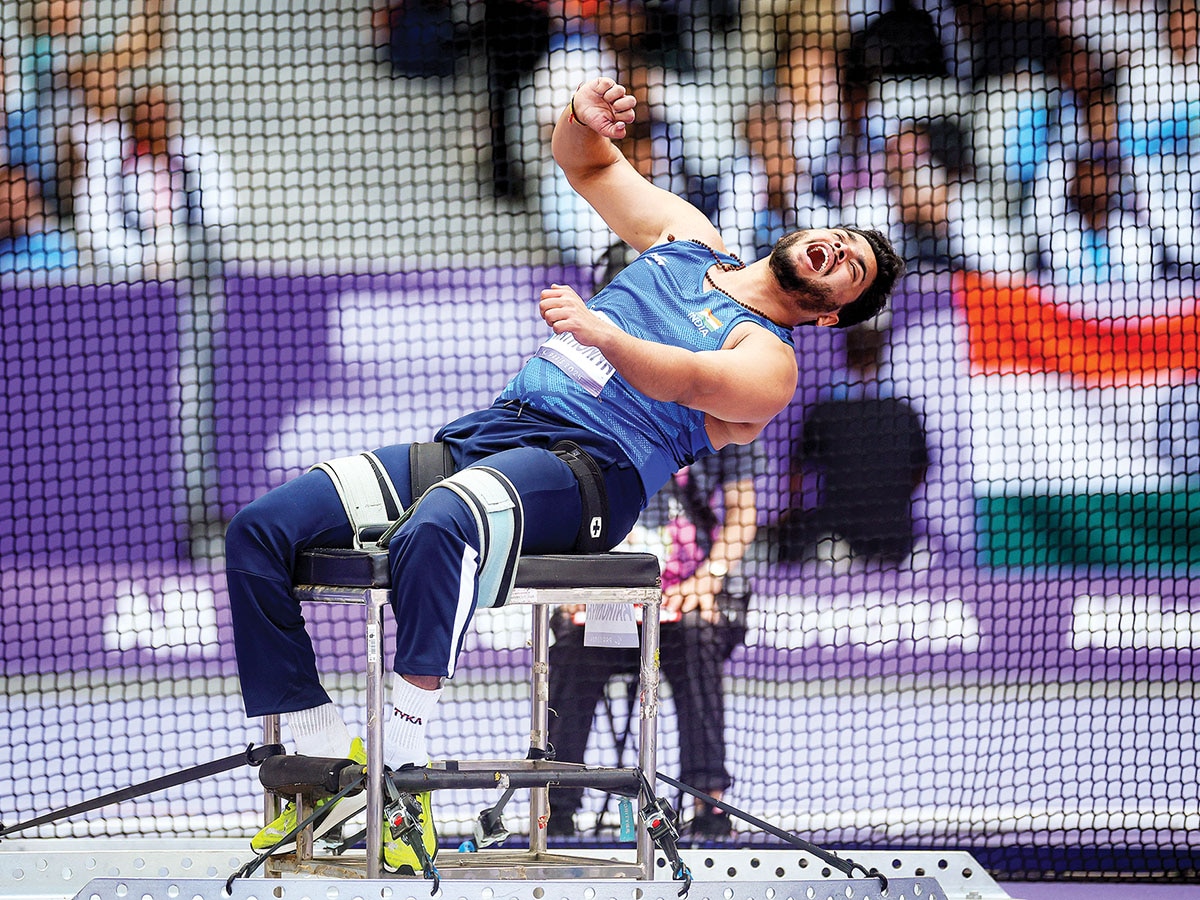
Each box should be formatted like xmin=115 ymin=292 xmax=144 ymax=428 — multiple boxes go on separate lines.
xmin=225 ymin=75 xmax=903 ymax=872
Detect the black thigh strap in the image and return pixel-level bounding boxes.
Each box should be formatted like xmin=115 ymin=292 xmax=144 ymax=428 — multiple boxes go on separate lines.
xmin=409 ymin=440 xmax=457 ymax=498
xmin=406 ymin=439 xmax=609 ymax=553
xmin=551 ymin=440 xmax=609 ymax=553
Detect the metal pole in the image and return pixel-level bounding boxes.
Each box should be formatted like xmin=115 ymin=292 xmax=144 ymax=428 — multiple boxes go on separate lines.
xmin=365 ymin=588 xmax=387 ymax=879
xmin=528 ymin=602 xmax=551 ymax=853
xmin=262 ymin=715 xmax=281 ymax=824
xmin=637 ymin=596 xmax=661 ymax=879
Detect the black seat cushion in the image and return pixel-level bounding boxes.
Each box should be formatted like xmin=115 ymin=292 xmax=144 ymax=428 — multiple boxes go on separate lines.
xmin=513 ymin=553 xmax=660 ymax=589
xmin=293 ymin=549 xmax=661 ymax=591
xmin=294 ymin=547 xmax=390 ymax=588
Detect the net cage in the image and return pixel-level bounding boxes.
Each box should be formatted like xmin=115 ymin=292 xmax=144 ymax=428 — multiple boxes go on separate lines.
xmin=0 ymin=0 xmax=1197 ymax=884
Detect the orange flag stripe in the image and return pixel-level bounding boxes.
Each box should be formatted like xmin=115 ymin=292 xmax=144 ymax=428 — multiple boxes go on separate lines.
xmin=954 ymin=271 xmax=1200 ymax=388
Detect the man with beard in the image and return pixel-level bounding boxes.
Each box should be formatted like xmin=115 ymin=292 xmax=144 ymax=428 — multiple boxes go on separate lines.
xmin=225 ymin=76 xmax=902 ymax=874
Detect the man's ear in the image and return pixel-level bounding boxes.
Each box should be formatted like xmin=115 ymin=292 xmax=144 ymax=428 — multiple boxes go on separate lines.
xmin=815 ymin=312 xmax=840 ymax=328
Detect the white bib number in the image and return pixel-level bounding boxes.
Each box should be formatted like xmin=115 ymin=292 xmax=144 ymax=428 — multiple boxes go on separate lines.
xmin=535 ymin=311 xmax=617 ymax=397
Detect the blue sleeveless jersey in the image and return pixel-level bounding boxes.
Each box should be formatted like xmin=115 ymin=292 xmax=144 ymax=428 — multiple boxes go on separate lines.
xmin=498 ymin=239 xmax=795 ymax=499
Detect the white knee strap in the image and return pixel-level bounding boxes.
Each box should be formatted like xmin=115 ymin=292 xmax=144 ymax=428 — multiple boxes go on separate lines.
xmin=311 ymin=451 xmax=404 ymax=547
xmin=427 ymin=467 xmax=524 ymax=610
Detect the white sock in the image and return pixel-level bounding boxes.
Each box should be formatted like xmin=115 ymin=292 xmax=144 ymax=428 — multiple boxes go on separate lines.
xmin=385 ymin=674 xmax=442 ymax=769
xmin=286 ymin=703 xmax=352 ymax=758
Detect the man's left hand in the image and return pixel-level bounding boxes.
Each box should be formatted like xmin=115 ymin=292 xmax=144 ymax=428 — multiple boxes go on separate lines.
xmin=571 ymin=77 xmax=637 ymax=140
xmin=540 ymin=283 xmax=617 ymax=347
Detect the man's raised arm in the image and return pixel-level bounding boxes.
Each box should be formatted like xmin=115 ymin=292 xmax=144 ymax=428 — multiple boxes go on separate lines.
xmin=551 ymin=77 xmax=722 ymax=255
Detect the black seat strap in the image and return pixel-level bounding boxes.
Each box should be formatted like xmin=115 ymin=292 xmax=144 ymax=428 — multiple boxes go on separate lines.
xmin=409 ymin=440 xmax=457 ymax=498
xmin=552 ymin=440 xmax=609 ymax=553
xmin=403 ymin=439 xmax=609 ymax=553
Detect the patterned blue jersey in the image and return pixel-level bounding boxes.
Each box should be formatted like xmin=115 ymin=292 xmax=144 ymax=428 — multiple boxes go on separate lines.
xmin=498 ymin=239 xmax=795 ymax=499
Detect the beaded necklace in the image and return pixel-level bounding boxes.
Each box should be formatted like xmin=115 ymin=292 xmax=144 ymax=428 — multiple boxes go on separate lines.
xmin=688 ymin=237 xmax=793 ymax=330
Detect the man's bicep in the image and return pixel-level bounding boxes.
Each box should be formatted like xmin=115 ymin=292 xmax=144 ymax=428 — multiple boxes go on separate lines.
xmin=569 ymin=160 xmax=721 ymax=254
xmin=697 ymin=338 xmax=797 ymax=423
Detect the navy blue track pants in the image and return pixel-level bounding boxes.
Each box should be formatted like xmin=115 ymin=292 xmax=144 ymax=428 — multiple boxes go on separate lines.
xmin=226 ymin=404 xmax=645 ymax=718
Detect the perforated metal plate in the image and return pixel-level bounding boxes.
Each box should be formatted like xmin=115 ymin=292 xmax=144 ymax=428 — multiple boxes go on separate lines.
xmin=71 ymin=875 xmax=947 ymax=900
xmin=4 ymin=843 xmax=1008 ymax=900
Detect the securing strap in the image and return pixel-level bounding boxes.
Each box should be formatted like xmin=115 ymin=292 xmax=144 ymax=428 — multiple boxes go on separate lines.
xmin=552 ymin=440 xmax=609 ymax=553
xmin=0 ymin=743 xmax=283 ymax=840
xmin=402 ymin=439 xmax=609 ymax=554
xmin=427 ymin=466 xmax=524 ymax=610
xmin=653 ymin=770 xmax=887 ymax=892
xmin=227 ymin=761 xmax=367 ymax=891
xmin=331 ymin=439 xmax=605 ymax=559
xmin=310 ymin=451 xmax=403 ymax=547
xmin=409 ymin=440 xmax=456 ymax=497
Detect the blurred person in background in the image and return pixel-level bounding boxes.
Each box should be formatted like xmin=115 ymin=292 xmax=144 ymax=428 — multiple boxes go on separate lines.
xmin=1 ymin=60 xmax=75 ymax=272
xmin=67 ymin=81 xmax=235 ymax=280
xmin=774 ymin=317 xmax=929 ymax=572
xmin=13 ymin=0 xmax=166 ymax=219
xmin=742 ymin=0 xmax=852 ymax=253
xmin=547 ymin=440 xmax=761 ymax=840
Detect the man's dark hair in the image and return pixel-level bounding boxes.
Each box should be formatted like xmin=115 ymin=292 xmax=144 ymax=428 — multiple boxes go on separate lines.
xmin=834 ymin=227 xmax=905 ymax=328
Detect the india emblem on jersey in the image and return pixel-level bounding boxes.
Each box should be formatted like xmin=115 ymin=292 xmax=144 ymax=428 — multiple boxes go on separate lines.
xmin=688 ymin=307 xmax=723 ymax=335
xmin=956 ymin=271 xmax=1200 ymax=570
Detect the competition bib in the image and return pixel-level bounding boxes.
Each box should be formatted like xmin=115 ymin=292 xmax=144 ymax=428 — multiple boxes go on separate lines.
xmin=534 ymin=311 xmax=617 ymax=397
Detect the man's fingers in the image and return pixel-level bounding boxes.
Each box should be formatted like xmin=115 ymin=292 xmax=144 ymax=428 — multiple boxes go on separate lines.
xmin=578 ymin=78 xmax=636 ymax=134
xmin=610 ymin=93 xmax=636 ymax=115
xmin=599 ymin=81 xmax=625 ymax=102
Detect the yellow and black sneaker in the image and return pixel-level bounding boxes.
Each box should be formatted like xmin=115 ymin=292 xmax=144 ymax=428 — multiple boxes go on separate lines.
xmin=382 ymin=783 xmax=438 ymax=874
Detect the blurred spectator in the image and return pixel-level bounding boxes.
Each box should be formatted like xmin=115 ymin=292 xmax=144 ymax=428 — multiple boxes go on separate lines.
xmin=1047 ymin=0 xmax=1158 ymax=69
xmin=13 ymin=0 xmax=166 ymax=217
xmin=743 ymin=0 xmax=852 ymax=250
xmin=1030 ymin=141 xmax=1159 ymax=286
xmin=841 ymin=0 xmax=949 ymax=155
xmin=832 ymin=2 xmax=963 ymax=271
xmin=515 ymin=0 xmax=760 ymax=268
xmin=878 ymin=118 xmax=960 ymax=271
xmin=1031 ymin=0 xmax=1198 ymax=284
xmin=68 ymin=82 xmax=236 ymax=280
xmin=835 ymin=1 xmax=1111 ymax=276
xmin=773 ymin=318 xmax=929 ymax=570
xmin=809 ymin=0 xmax=1110 ymax=280
xmin=371 ymin=0 xmax=466 ymax=78
xmin=547 ymin=441 xmax=760 ymax=840
xmin=1112 ymin=0 xmax=1199 ymax=280
xmin=843 ymin=108 xmax=1032 ymax=274
xmin=744 ymin=1 xmax=960 ymax=257
xmin=898 ymin=114 xmax=1035 ymax=272
xmin=0 ymin=161 xmax=76 ymax=273
xmin=1 ymin=61 xmax=75 ymax=273
xmin=768 ymin=1 xmax=848 ymax=180
xmin=485 ymin=0 xmax=551 ymax=197
xmin=947 ymin=0 xmax=1106 ymax=224
xmin=371 ymin=0 xmax=549 ymax=198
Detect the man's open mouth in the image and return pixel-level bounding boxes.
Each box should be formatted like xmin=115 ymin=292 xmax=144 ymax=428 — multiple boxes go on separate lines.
xmin=806 ymin=244 xmax=830 ymax=273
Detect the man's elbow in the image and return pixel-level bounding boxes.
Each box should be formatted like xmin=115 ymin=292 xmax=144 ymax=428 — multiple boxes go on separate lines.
xmin=710 ymin=419 xmax=768 ymax=446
